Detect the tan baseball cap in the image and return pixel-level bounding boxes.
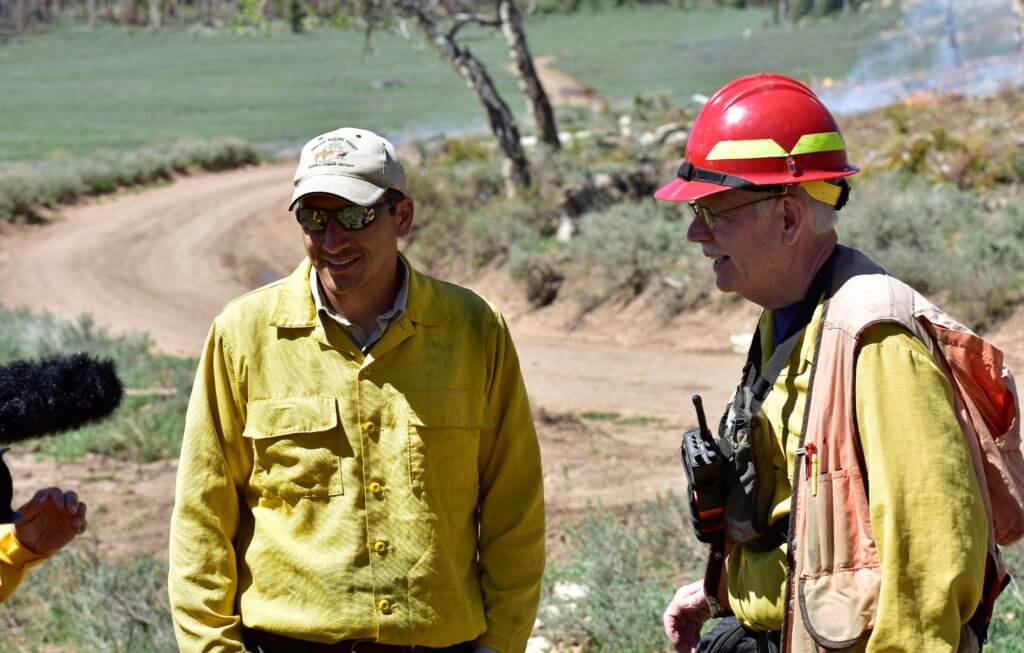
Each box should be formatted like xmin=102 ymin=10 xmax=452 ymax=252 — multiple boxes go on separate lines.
xmin=289 ymin=127 xmax=407 ymax=209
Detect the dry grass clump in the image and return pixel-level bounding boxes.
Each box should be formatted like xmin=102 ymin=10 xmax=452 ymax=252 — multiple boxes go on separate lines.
xmin=0 ymin=138 xmax=259 ymax=224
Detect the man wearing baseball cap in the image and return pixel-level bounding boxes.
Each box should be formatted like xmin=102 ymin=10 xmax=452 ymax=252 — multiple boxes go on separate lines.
xmin=169 ymin=127 xmax=545 ymax=653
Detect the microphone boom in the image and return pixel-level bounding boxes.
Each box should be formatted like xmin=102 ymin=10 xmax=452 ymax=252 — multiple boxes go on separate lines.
xmin=0 ymin=353 xmax=124 ymax=443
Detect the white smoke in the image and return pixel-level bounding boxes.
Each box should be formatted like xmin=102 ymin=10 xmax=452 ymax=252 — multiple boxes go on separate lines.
xmin=815 ymin=0 xmax=1024 ymax=115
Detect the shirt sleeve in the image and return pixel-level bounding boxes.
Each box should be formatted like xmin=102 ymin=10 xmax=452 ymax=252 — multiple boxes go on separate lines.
xmin=168 ymin=322 xmax=250 ymax=653
xmin=475 ymin=310 xmax=545 ymax=653
xmin=0 ymin=526 xmax=48 ymax=603
xmin=855 ymin=324 xmax=988 ymax=652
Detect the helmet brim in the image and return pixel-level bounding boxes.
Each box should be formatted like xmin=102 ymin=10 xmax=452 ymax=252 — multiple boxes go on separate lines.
xmin=653 ymin=178 xmax=730 ymax=203
xmin=654 ymin=165 xmax=860 ymax=204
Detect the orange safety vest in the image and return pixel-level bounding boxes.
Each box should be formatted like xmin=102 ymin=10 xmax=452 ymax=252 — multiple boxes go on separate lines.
xmin=765 ymin=246 xmax=1024 ymax=652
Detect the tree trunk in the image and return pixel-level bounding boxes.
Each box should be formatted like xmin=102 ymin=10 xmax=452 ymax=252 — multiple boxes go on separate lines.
xmin=86 ymin=0 xmax=97 ymax=24
xmin=498 ymin=0 xmax=560 ymax=151
xmin=395 ymin=0 xmax=531 ymax=192
xmin=775 ymin=0 xmax=789 ymax=23
xmin=121 ymin=0 xmax=136 ymax=24
xmin=148 ymin=0 xmax=160 ymax=28
xmin=14 ymin=0 xmax=26 ymax=31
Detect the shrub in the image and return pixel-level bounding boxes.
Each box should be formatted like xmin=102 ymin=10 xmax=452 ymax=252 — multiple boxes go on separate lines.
xmin=2 ymin=547 xmax=176 ymax=653
xmin=840 ymin=174 xmax=1024 ymax=330
xmin=990 ymin=544 xmax=1024 ymax=653
xmin=543 ymin=499 xmax=1024 ymax=652
xmin=563 ymin=199 xmax=712 ymax=313
xmin=0 ymin=138 xmax=260 ymax=224
xmin=542 ymin=494 xmax=705 ymax=652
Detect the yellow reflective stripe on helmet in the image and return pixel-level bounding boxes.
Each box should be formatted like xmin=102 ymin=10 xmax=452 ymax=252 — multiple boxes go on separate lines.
xmin=706 ymin=131 xmax=846 ymax=161
xmin=706 ymin=139 xmax=788 ymax=161
xmin=790 ymin=132 xmax=846 ymax=155
xmin=800 ymin=180 xmax=842 ymax=206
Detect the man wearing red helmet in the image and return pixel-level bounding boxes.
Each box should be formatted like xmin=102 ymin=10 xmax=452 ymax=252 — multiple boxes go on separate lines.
xmin=657 ymin=74 xmax=1002 ymax=652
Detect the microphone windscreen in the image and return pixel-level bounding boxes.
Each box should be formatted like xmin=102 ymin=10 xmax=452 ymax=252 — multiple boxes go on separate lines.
xmin=0 ymin=353 xmax=124 ymax=443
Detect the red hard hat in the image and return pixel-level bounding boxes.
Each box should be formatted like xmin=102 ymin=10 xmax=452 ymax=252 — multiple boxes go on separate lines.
xmin=655 ymin=73 xmax=859 ymax=203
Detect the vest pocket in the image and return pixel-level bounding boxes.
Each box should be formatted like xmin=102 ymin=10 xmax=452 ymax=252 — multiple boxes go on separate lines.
xmin=243 ymin=397 xmax=344 ymax=501
xmin=799 ymin=468 xmax=879 ymax=647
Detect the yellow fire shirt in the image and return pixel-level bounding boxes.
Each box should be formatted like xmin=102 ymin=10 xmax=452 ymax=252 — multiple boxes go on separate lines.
xmin=168 ymin=259 xmax=545 ymax=653
xmin=0 ymin=526 xmax=48 ymax=603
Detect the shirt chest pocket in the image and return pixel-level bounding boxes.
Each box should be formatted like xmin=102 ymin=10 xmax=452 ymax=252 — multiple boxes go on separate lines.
xmin=406 ymin=391 xmax=483 ymax=492
xmin=243 ymin=397 xmax=344 ymax=502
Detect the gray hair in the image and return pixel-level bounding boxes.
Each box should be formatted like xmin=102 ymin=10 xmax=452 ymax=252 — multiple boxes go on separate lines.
xmin=790 ymin=186 xmax=838 ymax=234
xmin=751 ymin=188 xmax=838 ymax=234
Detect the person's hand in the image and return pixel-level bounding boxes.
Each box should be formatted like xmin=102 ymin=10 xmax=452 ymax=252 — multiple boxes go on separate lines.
xmin=663 ymin=579 xmax=711 ymax=653
xmin=12 ymin=488 xmax=87 ymax=557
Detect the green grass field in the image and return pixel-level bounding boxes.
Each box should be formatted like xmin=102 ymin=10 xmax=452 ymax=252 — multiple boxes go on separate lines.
xmin=0 ymin=4 xmax=898 ymax=162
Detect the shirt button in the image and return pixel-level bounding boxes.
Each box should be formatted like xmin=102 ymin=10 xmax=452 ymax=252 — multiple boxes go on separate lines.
xmin=368 ymin=481 xmax=384 ymax=497
xmin=363 ymin=421 xmax=377 ymax=434
xmin=377 ymin=599 xmax=393 ymax=614
xmin=373 ymin=540 xmax=389 ymax=555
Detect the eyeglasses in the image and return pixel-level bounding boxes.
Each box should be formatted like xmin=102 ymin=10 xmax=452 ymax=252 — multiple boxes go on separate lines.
xmin=689 ymin=193 xmax=786 ymax=231
xmin=295 ymin=201 xmax=394 ymax=232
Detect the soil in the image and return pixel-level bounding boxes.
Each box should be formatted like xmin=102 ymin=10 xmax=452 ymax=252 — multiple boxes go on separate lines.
xmin=0 ymin=160 xmax=1020 ymax=562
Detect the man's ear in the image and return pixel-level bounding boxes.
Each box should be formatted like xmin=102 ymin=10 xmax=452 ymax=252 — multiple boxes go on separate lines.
xmin=394 ymin=198 xmax=415 ymax=237
xmin=779 ymin=195 xmax=804 ymax=245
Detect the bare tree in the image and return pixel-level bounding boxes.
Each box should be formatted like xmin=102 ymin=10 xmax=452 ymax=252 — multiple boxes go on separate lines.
xmin=14 ymin=0 xmax=26 ymax=31
xmin=444 ymin=0 xmax=561 ymax=149
xmin=497 ymin=0 xmax=560 ymax=150
xmin=120 ymin=0 xmax=137 ymax=24
xmin=392 ymin=0 xmax=532 ymax=191
xmin=775 ymin=0 xmax=790 ymax=23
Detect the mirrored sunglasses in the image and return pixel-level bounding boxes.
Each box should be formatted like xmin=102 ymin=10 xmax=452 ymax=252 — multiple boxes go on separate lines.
xmin=295 ymin=202 xmax=393 ymax=232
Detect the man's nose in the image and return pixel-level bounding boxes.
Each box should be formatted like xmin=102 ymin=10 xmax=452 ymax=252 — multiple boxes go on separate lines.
xmin=322 ymin=220 xmax=350 ymax=251
xmin=687 ymin=215 xmax=712 ymax=243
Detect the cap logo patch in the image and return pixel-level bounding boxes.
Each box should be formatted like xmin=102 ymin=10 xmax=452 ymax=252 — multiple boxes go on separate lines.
xmin=309 ymin=136 xmax=365 ymax=170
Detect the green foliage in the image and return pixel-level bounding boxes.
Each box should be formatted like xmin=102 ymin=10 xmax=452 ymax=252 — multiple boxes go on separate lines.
xmin=569 ymin=201 xmax=694 ymax=298
xmin=405 ymin=160 xmax=561 ymax=269
xmin=990 ymin=544 xmax=1024 ymax=652
xmin=0 ymin=305 xmax=194 ymax=462
xmin=580 ymin=410 xmax=621 ymax=421
xmin=840 ymin=174 xmax=1024 ymax=330
xmin=288 ymin=0 xmax=307 ymax=34
xmin=543 ymin=502 xmax=1024 ymax=651
xmin=233 ymin=0 xmax=270 ymax=34
xmin=0 ymin=138 xmax=259 ymax=223
xmin=2 ymin=548 xmax=176 ymax=652
xmin=542 ymin=495 xmax=705 ymax=652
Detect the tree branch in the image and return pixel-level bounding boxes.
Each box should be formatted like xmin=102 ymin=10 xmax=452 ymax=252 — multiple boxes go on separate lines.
xmin=447 ymin=11 xmax=500 ymax=41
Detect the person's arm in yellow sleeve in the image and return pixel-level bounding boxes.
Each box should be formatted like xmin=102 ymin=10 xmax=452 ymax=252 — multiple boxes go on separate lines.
xmin=475 ymin=310 xmax=545 ymax=653
xmin=855 ymin=324 xmax=988 ymax=652
xmin=168 ymin=322 xmax=251 ymax=653
xmin=0 ymin=526 xmax=43 ymax=603
xmin=0 ymin=487 xmax=89 ymax=603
